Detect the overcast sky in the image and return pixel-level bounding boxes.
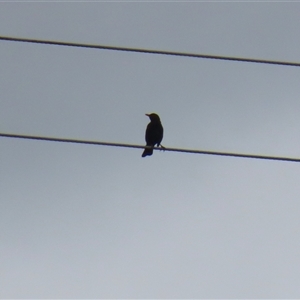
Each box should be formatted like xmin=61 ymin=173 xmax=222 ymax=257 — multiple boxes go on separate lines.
xmin=1 ymin=1 xmax=300 ymax=298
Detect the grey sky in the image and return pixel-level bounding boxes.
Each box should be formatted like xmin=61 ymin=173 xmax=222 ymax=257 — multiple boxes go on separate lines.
xmin=1 ymin=2 xmax=300 ymax=298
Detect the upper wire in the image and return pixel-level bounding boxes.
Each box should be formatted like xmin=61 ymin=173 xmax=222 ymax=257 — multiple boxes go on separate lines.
xmin=1 ymin=36 xmax=300 ymax=67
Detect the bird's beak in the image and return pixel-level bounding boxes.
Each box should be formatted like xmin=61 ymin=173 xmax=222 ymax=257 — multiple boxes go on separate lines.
xmin=145 ymin=114 xmax=150 ymax=117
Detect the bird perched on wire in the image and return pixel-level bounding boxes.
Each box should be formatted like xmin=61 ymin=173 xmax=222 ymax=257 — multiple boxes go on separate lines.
xmin=142 ymin=113 xmax=164 ymax=157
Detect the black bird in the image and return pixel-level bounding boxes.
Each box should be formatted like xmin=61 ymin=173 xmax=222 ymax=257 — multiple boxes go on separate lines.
xmin=142 ymin=113 xmax=164 ymax=157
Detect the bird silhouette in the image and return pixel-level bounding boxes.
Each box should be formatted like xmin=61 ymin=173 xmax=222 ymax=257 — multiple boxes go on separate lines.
xmin=142 ymin=113 xmax=164 ymax=157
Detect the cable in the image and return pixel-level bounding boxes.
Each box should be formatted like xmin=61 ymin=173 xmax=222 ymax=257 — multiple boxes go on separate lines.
xmin=1 ymin=35 xmax=300 ymax=67
xmin=1 ymin=132 xmax=300 ymax=163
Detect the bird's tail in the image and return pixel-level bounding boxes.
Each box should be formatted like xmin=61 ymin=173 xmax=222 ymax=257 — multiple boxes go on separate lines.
xmin=142 ymin=146 xmax=153 ymax=157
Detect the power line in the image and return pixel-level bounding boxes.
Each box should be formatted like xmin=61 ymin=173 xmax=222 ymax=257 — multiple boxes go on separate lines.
xmin=1 ymin=132 xmax=300 ymax=163
xmin=1 ymin=35 xmax=300 ymax=67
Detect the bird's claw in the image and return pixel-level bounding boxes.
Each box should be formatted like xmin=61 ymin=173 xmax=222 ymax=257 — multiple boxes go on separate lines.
xmin=159 ymin=144 xmax=166 ymax=151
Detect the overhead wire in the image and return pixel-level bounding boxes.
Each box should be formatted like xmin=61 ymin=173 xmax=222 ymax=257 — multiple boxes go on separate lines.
xmin=1 ymin=132 xmax=300 ymax=163
xmin=1 ymin=35 xmax=300 ymax=67
xmin=1 ymin=36 xmax=300 ymax=163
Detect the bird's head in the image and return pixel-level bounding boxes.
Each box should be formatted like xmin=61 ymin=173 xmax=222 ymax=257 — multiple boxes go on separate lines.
xmin=145 ymin=113 xmax=161 ymax=122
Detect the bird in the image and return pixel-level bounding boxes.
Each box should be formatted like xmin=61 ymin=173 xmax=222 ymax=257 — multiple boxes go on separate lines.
xmin=142 ymin=113 xmax=164 ymax=157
